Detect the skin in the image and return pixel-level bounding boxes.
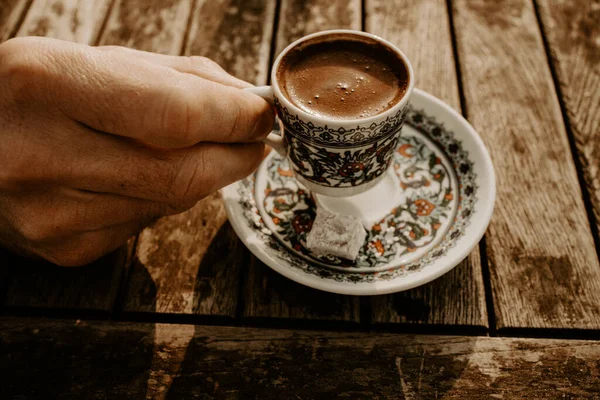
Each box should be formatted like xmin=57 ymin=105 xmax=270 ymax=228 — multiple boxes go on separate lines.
xmin=0 ymin=36 xmax=274 ymax=267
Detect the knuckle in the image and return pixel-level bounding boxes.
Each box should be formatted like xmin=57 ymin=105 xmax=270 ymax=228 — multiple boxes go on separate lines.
xmin=170 ymin=151 xmax=213 ymax=206
xmin=158 ymin=84 xmax=197 ymax=147
xmin=188 ymin=56 xmax=224 ymax=71
xmin=17 ymin=217 xmax=57 ymax=243
xmin=0 ymin=38 xmax=51 ymax=102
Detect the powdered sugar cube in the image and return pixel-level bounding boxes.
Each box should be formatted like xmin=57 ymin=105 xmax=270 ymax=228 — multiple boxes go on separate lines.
xmin=306 ymin=209 xmax=367 ymax=261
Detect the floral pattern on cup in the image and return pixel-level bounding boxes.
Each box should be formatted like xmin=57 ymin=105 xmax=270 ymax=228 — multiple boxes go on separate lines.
xmin=275 ymin=98 xmax=409 ymax=147
xmin=237 ymin=105 xmax=478 ymax=283
xmin=287 ymin=131 xmax=399 ymax=188
xmin=261 ymin=131 xmax=456 ymax=271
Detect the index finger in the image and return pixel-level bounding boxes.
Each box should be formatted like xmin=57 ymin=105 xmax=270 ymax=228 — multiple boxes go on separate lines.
xmin=20 ymin=38 xmax=274 ymax=148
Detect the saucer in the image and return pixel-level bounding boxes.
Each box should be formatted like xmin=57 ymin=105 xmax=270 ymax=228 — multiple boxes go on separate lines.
xmin=222 ymin=89 xmax=495 ymax=295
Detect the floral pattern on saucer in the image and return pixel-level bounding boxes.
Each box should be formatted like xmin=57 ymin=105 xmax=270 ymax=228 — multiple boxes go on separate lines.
xmin=235 ymin=105 xmax=479 ymax=283
xmin=260 ymin=130 xmax=457 ymax=271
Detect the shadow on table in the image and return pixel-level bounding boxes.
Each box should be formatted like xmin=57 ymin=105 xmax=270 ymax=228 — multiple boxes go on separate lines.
xmin=163 ymin=227 xmax=478 ymax=399
xmin=0 ymin=246 xmax=157 ymax=400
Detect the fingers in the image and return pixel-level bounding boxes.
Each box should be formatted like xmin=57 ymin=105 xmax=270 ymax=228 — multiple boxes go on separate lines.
xmin=4 ymin=188 xmax=179 ymax=242
xmin=40 ymin=220 xmax=147 ymax=267
xmin=1 ymin=37 xmax=274 ymax=148
xmin=1 ymin=116 xmax=264 ymax=207
xmin=97 ymin=46 xmax=252 ymax=89
xmin=62 ymin=127 xmax=266 ymax=204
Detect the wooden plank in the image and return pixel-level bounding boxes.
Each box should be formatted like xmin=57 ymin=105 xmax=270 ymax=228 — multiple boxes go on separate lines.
xmin=243 ymin=257 xmax=361 ymax=322
xmin=123 ymin=194 xmax=247 ymax=316
xmin=275 ymin=0 xmax=361 ymax=55
xmin=4 ymin=241 xmax=133 ymax=312
xmin=1 ymin=318 xmax=600 ymax=398
xmin=0 ymin=0 xmax=30 ymax=41
xmin=242 ymin=0 xmax=362 ymax=323
xmin=16 ymin=0 xmax=111 ymax=42
xmin=121 ymin=0 xmax=277 ymax=317
xmin=184 ymin=0 xmax=276 ymax=88
xmin=366 ymin=0 xmax=487 ymax=328
xmin=453 ymin=0 xmax=600 ymax=329
xmin=2 ymin=1 xmax=129 ymax=314
xmin=536 ymin=0 xmax=600 ymax=247
xmin=98 ymin=0 xmax=192 ymax=55
xmin=0 ymin=250 xmax=16 ymax=307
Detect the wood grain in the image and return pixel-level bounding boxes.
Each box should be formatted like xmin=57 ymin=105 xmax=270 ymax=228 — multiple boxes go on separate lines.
xmin=184 ymin=0 xmax=276 ymax=87
xmin=0 ymin=0 xmax=30 ymax=41
xmin=98 ymin=0 xmax=192 ymax=54
xmin=2 ymin=318 xmax=600 ymax=398
xmin=366 ymin=0 xmax=487 ymax=328
xmin=16 ymin=0 xmax=111 ymax=43
xmin=275 ymin=0 xmax=361 ymax=55
xmin=123 ymin=194 xmax=246 ymax=317
xmin=122 ymin=0 xmax=277 ymax=317
xmin=536 ymin=0 xmax=600 ymax=246
xmin=453 ymin=0 xmax=600 ymax=329
xmin=242 ymin=0 xmax=362 ymax=323
xmin=243 ymin=256 xmax=361 ymax=322
xmin=2 ymin=0 xmax=130 ymax=314
xmin=4 ymin=240 xmax=134 ymax=312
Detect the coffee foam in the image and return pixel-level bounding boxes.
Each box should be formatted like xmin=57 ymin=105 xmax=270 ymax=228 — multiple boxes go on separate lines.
xmin=276 ymin=34 xmax=409 ymax=120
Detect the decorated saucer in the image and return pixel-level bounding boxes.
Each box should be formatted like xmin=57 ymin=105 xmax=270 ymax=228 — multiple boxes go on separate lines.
xmin=222 ymin=89 xmax=495 ymax=295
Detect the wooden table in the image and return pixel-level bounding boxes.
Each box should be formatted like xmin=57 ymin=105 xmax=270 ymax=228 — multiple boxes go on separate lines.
xmin=1 ymin=0 xmax=599 ymax=398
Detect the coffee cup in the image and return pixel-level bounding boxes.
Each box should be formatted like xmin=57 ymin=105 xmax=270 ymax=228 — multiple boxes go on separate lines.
xmin=249 ymin=29 xmax=414 ymax=197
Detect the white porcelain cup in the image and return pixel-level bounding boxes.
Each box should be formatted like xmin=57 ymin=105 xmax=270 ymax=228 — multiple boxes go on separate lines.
xmin=249 ymin=29 xmax=415 ymax=197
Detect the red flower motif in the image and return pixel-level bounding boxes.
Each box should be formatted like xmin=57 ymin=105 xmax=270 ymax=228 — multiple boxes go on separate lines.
xmin=398 ymin=144 xmax=414 ymax=158
xmin=277 ymin=166 xmax=294 ymax=177
xmin=373 ymin=240 xmax=384 ymax=255
xmin=414 ymin=199 xmax=435 ymax=216
xmin=339 ymin=162 xmax=365 ymax=177
xmin=292 ymin=214 xmax=313 ymax=234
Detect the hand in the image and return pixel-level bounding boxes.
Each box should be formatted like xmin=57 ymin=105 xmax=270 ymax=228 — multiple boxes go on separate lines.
xmin=0 ymin=37 xmax=274 ymax=266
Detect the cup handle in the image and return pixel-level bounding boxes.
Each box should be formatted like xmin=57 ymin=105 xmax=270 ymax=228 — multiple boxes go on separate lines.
xmin=244 ymin=86 xmax=286 ymax=156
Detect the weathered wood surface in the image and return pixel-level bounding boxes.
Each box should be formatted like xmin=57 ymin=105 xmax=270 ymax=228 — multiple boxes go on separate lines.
xmin=275 ymin=0 xmax=361 ymax=55
xmin=243 ymin=256 xmax=361 ymax=322
xmin=16 ymin=0 xmax=111 ymax=43
xmin=98 ymin=0 xmax=192 ymax=55
xmin=121 ymin=0 xmax=276 ymax=317
xmin=1 ymin=0 xmax=134 ymax=313
xmin=4 ymin=241 xmax=133 ymax=313
xmin=0 ymin=0 xmax=30 ymax=41
xmin=0 ymin=250 xmax=16 ymax=306
xmin=537 ymin=0 xmax=600 ymax=246
xmin=242 ymin=0 xmax=362 ymax=322
xmin=453 ymin=0 xmax=600 ymax=330
xmin=1 ymin=318 xmax=600 ymax=399
xmin=123 ymin=195 xmax=246 ymax=317
xmin=366 ymin=0 xmax=487 ymax=328
xmin=184 ymin=0 xmax=276 ymax=86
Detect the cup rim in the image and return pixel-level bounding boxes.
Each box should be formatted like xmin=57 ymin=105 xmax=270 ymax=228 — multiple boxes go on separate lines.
xmin=270 ymin=29 xmax=415 ymax=125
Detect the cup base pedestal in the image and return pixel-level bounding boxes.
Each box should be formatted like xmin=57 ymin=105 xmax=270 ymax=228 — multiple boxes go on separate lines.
xmin=313 ymin=168 xmax=401 ymax=230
